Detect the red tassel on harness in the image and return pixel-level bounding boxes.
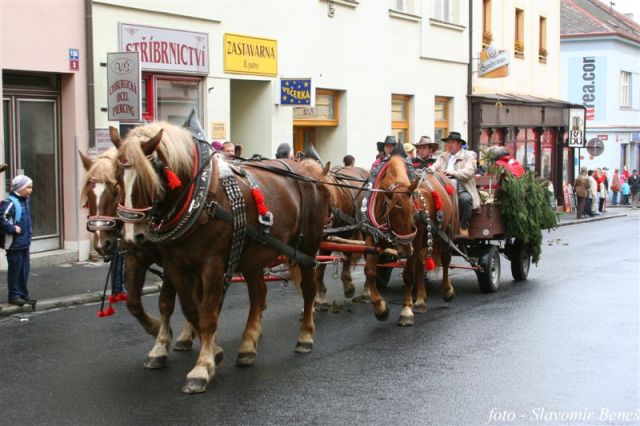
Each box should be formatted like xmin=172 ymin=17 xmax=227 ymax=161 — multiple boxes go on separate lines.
xmin=117 ymin=292 xmax=128 ymax=302
xmin=108 ymin=294 xmax=120 ymax=304
xmin=445 ymin=184 xmax=455 ymax=195
xmin=97 ymin=310 xmax=106 ymax=318
xmin=424 ymin=257 xmax=436 ymax=271
xmin=104 ymin=304 xmax=116 ymax=317
xmin=251 ymin=187 xmax=269 ymax=216
xmin=432 ymin=190 xmax=442 ymax=210
xmin=165 ymin=168 xmax=182 ymax=189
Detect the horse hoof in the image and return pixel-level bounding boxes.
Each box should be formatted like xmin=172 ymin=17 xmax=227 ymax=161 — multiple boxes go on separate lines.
xmin=315 ymin=302 xmax=329 ymax=312
xmin=295 ymin=341 xmax=314 ymax=354
xmin=442 ymin=289 xmax=456 ymax=302
xmin=144 ymin=356 xmax=167 ymax=369
xmin=214 ymin=350 xmax=225 ymax=367
xmin=236 ymin=352 xmax=257 ymax=367
xmin=412 ymin=303 xmax=427 ymax=314
xmin=344 ymin=286 xmax=355 ymax=299
xmin=173 ymin=340 xmax=193 ymax=352
xmin=375 ymin=305 xmax=390 ymax=322
xmin=181 ymin=378 xmax=208 ymax=394
xmin=397 ymin=315 xmax=414 ymax=327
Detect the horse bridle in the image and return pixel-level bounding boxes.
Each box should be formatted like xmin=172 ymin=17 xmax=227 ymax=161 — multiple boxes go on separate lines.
xmin=86 ymin=178 xmax=121 ymax=232
xmin=372 ymin=183 xmax=417 ymax=245
xmin=115 ymin=156 xmax=160 ymax=224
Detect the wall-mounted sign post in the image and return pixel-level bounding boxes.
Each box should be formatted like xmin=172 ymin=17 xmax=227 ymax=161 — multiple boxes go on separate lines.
xmin=568 ymin=108 xmax=586 ymax=148
xmin=107 ymin=51 xmax=141 ymax=122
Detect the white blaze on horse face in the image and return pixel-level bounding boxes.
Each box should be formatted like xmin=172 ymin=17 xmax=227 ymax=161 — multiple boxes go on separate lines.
xmin=93 ymin=183 xmax=108 ymax=249
xmin=123 ymin=168 xmax=138 ymax=243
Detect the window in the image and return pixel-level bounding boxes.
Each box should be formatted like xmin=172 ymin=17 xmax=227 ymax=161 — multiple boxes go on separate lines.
xmin=620 ymin=71 xmax=631 ymax=107
xmin=483 ymin=0 xmax=493 ymax=46
xmin=293 ymin=89 xmax=340 ymax=126
xmin=141 ymin=74 xmax=202 ymax=124
xmin=515 ymin=8 xmax=524 ymax=57
xmin=391 ymin=95 xmax=411 ymax=144
xmin=434 ymin=0 xmax=459 ymax=24
xmin=434 ymin=97 xmax=451 ymax=150
xmin=539 ymin=16 xmax=547 ymax=62
xmin=393 ymin=0 xmax=415 ymax=14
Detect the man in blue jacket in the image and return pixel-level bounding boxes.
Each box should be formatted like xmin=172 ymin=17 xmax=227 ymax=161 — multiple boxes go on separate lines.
xmin=1 ymin=175 xmax=35 ymax=306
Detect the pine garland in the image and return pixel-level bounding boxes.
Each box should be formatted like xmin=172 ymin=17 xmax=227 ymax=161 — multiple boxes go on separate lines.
xmin=498 ymin=171 xmax=558 ymax=264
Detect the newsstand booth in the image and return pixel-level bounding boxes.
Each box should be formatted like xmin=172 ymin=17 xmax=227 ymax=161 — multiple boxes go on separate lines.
xmin=468 ymin=94 xmax=586 ymax=208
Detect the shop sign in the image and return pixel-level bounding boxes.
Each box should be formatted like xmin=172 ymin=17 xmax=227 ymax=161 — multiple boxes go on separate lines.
xmin=94 ymin=128 xmax=112 ymax=154
xmin=568 ymin=56 xmax=606 ymax=121
xmin=478 ymin=46 xmax=509 ymax=78
xmin=211 ymin=122 xmax=226 ymax=139
xmin=567 ymin=108 xmax=585 ymax=147
xmin=120 ymin=23 xmax=209 ymax=74
xmin=107 ymin=51 xmax=141 ymax=122
xmin=597 ymin=134 xmax=608 ymax=141
xmin=279 ymin=78 xmax=312 ymax=105
xmin=224 ymin=33 xmax=277 ymax=76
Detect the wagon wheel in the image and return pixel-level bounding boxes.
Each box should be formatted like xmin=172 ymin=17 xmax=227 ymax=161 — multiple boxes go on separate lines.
xmin=509 ymin=239 xmax=531 ymax=281
xmin=476 ymin=245 xmax=501 ymax=293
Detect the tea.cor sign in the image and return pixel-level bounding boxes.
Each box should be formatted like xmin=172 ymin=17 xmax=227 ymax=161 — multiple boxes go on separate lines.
xmin=107 ymin=51 xmax=141 ymax=122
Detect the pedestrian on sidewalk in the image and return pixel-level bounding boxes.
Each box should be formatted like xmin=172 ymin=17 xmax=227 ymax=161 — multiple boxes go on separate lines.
xmin=621 ymin=180 xmax=630 ymax=205
xmin=586 ymin=170 xmax=598 ymax=216
xmin=573 ymin=167 xmax=589 ymax=219
xmin=629 ymin=170 xmax=640 ymax=208
xmin=610 ymin=168 xmax=621 ymax=206
xmin=0 ymin=175 xmax=35 ymax=306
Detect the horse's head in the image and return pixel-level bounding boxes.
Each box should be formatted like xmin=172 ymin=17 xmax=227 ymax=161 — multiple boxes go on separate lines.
xmin=375 ymin=157 xmax=419 ymax=257
xmin=79 ymin=149 xmax=120 ymax=257
xmin=112 ymin=123 xmax=193 ymax=245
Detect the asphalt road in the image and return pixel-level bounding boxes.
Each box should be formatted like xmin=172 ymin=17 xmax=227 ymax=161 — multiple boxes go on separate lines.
xmin=0 ymin=212 xmax=638 ymax=425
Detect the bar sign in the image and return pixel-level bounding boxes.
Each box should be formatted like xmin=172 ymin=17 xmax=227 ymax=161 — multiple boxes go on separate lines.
xmin=69 ymin=48 xmax=80 ymax=71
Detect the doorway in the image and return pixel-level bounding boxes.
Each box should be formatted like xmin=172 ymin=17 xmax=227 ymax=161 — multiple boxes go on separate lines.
xmin=3 ymin=95 xmax=61 ymax=252
xmin=293 ymin=127 xmax=315 ymax=155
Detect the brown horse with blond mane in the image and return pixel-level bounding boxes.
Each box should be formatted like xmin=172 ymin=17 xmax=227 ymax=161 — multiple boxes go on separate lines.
xmin=112 ymin=122 xmax=329 ymax=394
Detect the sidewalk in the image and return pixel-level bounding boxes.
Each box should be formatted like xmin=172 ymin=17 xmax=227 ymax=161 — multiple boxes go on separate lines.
xmin=0 ymin=208 xmax=629 ymax=317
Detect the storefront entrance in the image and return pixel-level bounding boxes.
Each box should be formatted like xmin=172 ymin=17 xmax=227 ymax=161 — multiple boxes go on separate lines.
xmin=293 ymin=127 xmax=315 ymax=155
xmin=3 ymin=76 xmax=62 ymax=252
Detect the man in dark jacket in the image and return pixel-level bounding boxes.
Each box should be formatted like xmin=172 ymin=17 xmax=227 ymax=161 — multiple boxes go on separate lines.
xmin=629 ymin=169 xmax=640 ymax=208
xmin=573 ymin=167 xmax=589 ymax=219
xmin=0 ymin=175 xmax=35 ymax=306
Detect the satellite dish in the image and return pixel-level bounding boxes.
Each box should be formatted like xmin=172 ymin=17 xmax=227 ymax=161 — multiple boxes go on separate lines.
xmin=586 ymin=138 xmax=605 ymax=156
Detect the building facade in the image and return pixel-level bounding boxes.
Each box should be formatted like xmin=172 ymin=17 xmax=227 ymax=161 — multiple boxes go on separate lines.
xmin=90 ymin=0 xmax=469 ymax=169
xmin=1 ymin=0 xmax=89 ymax=264
xmin=470 ymin=0 xmax=580 ymax=205
xmin=560 ymin=0 xmax=640 ymax=174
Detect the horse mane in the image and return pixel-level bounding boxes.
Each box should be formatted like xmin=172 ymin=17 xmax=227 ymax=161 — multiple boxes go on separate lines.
xmin=382 ymin=156 xmax=410 ymax=187
xmin=80 ymin=147 xmax=118 ymax=207
xmin=119 ymin=122 xmax=194 ymax=202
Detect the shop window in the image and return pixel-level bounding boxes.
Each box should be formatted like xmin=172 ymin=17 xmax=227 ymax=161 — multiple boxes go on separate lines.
xmin=541 ymin=129 xmax=554 ymax=180
xmin=392 ymin=94 xmax=411 ymax=144
xmin=434 ymin=0 xmax=460 ymax=24
xmin=515 ymin=8 xmax=524 ymax=58
xmin=434 ymin=96 xmax=450 ymax=150
xmin=293 ymin=89 xmax=340 ymax=126
xmin=620 ymin=71 xmax=631 ymax=107
xmin=539 ymin=16 xmax=547 ymax=63
xmin=141 ymin=74 xmax=202 ymax=125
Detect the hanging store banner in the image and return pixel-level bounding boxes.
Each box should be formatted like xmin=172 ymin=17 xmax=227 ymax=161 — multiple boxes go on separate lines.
xmin=120 ymin=23 xmax=209 ymax=74
xmin=567 ymin=56 xmax=606 ymax=121
xmin=567 ymin=108 xmax=586 ymax=148
xmin=279 ymin=78 xmax=312 ymax=106
xmin=478 ymin=46 xmax=509 ymax=78
xmin=224 ymin=33 xmax=277 ymax=76
xmin=107 ymin=51 xmax=141 ymax=122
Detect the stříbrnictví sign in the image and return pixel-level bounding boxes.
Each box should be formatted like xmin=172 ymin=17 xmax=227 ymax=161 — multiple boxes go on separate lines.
xmin=107 ymin=51 xmax=141 ymax=122
xmin=478 ymin=45 xmax=509 ymax=78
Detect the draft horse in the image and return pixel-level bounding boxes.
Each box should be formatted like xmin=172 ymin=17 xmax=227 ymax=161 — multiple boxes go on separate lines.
xmin=307 ymin=162 xmax=370 ymax=309
xmin=79 ymin=149 xmax=202 ymax=368
xmin=112 ymin=122 xmax=329 ymax=393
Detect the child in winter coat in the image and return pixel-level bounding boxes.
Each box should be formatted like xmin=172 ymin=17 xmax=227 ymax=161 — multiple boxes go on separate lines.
xmin=621 ymin=181 xmax=631 ymax=205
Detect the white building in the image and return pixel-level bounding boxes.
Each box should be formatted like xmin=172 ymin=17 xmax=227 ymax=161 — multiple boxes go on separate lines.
xmin=560 ymin=0 xmax=640 ymax=174
xmin=89 ymin=0 xmax=470 ymax=171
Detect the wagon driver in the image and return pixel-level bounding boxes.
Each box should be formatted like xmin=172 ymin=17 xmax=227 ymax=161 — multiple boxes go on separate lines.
xmin=431 ymin=131 xmax=481 ymax=239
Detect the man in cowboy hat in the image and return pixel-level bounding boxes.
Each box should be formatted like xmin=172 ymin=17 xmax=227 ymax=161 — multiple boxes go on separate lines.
xmin=412 ymin=136 xmax=439 ymax=169
xmin=431 ymin=131 xmax=481 ymax=239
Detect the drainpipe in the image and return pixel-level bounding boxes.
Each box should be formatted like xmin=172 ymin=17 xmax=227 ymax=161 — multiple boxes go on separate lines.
xmin=85 ymin=0 xmax=95 ymax=148
xmin=467 ymin=0 xmax=473 ymax=148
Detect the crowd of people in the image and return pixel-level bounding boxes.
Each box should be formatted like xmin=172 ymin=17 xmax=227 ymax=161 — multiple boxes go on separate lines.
xmin=573 ymin=165 xmax=639 ymax=219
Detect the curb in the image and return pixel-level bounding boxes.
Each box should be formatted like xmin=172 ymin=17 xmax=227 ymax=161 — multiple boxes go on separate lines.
xmin=0 ymin=283 xmax=162 ymax=317
xmin=556 ymin=212 xmax=627 ymax=227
